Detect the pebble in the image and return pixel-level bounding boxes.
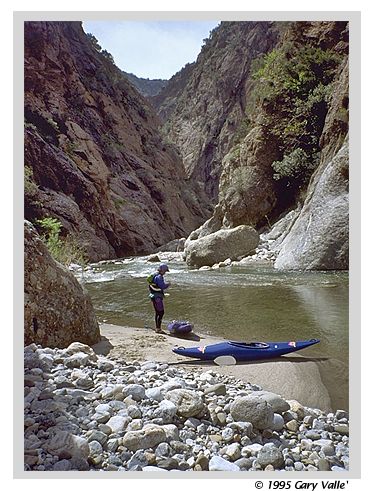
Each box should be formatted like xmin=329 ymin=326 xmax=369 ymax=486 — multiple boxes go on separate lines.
xmin=23 ymin=343 xmax=349 ymax=472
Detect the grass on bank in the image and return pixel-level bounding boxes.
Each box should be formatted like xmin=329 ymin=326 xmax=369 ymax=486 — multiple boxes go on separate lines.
xmin=36 ymin=217 xmax=88 ymax=267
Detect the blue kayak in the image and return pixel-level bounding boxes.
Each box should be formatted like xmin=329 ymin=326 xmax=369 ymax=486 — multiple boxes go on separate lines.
xmin=172 ymin=339 xmax=320 ymax=361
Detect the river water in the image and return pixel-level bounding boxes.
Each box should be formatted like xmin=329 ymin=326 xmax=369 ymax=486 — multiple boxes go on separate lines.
xmin=80 ymin=256 xmax=349 ymax=411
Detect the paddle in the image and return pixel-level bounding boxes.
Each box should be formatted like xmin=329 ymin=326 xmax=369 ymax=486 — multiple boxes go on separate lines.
xmin=213 ymin=355 xmax=237 ymax=366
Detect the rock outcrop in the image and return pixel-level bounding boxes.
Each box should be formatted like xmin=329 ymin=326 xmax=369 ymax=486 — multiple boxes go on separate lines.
xmin=274 ymin=55 xmax=349 ymax=270
xmin=274 ymin=137 xmax=349 ymax=270
xmin=185 ymin=225 xmax=259 ymax=268
xmin=24 ymin=221 xmax=100 ymax=347
xmin=24 ymin=22 xmax=209 ymax=262
xmin=24 ymin=21 xmax=349 ymax=271
xmin=217 ymin=124 xmax=280 ymax=229
xmin=213 ymin=22 xmax=348 ymax=234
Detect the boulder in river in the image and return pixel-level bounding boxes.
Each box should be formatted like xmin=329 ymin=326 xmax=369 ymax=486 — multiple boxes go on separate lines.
xmin=185 ymin=225 xmax=259 ymax=268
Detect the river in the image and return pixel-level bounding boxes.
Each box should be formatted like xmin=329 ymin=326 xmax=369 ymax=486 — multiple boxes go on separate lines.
xmin=78 ymin=256 xmax=349 ymax=411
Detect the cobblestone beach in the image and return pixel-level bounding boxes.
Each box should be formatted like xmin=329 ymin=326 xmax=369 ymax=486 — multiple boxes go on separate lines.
xmin=24 ymin=338 xmax=349 ymax=472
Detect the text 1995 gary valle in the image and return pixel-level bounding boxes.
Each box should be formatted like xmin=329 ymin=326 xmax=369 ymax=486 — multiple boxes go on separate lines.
xmin=264 ymin=480 xmax=349 ymax=490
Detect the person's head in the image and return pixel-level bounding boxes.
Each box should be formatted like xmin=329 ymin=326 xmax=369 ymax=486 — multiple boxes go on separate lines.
xmin=158 ymin=263 xmax=169 ymax=275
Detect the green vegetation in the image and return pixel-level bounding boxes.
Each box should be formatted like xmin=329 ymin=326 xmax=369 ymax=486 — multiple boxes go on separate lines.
xmin=36 ymin=217 xmax=88 ymax=266
xmin=252 ymin=41 xmax=340 ymax=189
xmin=86 ymin=33 xmax=101 ymax=51
xmin=101 ymin=50 xmax=115 ymax=64
xmin=86 ymin=32 xmax=115 ymax=65
xmin=24 ymin=166 xmax=38 ymax=196
xmin=225 ymin=144 xmax=242 ymax=166
xmin=272 ymin=148 xmax=319 ymax=186
xmin=65 ymin=141 xmax=79 ymax=158
xmin=112 ymin=197 xmax=126 ymax=210
xmin=101 ymin=133 xmax=125 ymax=157
xmin=233 ymin=117 xmax=251 ymax=145
xmin=254 ymin=44 xmax=339 ymax=106
xmin=24 ymin=121 xmax=37 ymax=131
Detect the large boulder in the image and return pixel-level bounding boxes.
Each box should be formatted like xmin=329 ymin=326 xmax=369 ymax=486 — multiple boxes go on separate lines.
xmin=185 ymin=225 xmax=259 ymax=268
xmin=252 ymin=391 xmax=290 ymax=414
xmin=24 ymin=221 xmax=100 ymax=347
xmin=122 ymin=424 xmax=166 ymax=451
xmin=44 ymin=430 xmax=90 ymax=461
xmin=274 ymin=137 xmax=348 ymax=270
xmin=230 ymin=395 xmax=275 ymax=429
xmin=256 ymin=443 xmax=284 ymax=469
xmin=165 ymin=389 xmax=205 ymax=418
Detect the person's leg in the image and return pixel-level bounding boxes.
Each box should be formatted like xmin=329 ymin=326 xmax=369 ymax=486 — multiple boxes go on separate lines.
xmin=152 ymin=299 xmax=159 ymax=329
xmin=156 ymin=310 xmax=164 ymax=330
xmin=153 ymin=297 xmax=165 ymax=332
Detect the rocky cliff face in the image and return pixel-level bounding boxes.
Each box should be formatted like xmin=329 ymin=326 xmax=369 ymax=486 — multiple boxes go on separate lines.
xmin=124 ymin=72 xmax=167 ymax=97
xmin=274 ymin=138 xmax=348 ymax=270
xmin=273 ymin=53 xmax=349 ymax=270
xmin=150 ymin=62 xmax=195 ymax=121
xmin=24 ymin=22 xmax=209 ymax=262
xmin=24 ymin=21 xmax=349 ymax=271
xmin=24 ymin=221 xmax=101 ymax=347
xmin=153 ymin=22 xmax=281 ymax=200
xmin=168 ymin=21 xmax=349 ymax=271
xmin=215 ymin=22 xmax=348 ymax=231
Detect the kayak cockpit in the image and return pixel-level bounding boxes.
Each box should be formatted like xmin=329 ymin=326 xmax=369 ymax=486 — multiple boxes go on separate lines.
xmin=229 ymin=341 xmax=269 ymax=349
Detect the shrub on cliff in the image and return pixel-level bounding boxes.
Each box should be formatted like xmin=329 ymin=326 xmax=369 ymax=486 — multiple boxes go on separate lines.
xmin=272 ymin=148 xmax=319 ymax=188
xmin=254 ymin=43 xmax=340 ymax=153
xmin=36 ymin=217 xmax=88 ymax=267
xmin=251 ymin=40 xmax=340 ymax=194
xmin=24 ymin=165 xmax=38 ymax=197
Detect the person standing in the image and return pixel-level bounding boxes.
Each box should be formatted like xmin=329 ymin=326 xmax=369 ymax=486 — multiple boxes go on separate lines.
xmin=148 ymin=263 xmax=170 ymax=333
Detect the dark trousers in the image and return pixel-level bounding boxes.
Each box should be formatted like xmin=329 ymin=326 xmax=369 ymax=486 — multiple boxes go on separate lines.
xmin=152 ymin=296 xmax=164 ymax=330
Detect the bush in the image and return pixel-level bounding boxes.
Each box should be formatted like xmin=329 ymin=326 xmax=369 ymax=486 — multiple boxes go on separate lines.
xmin=86 ymin=32 xmax=115 ymax=65
xmin=253 ymin=42 xmax=340 ymax=155
xmin=272 ymin=148 xmax=319 ymax=187
xmin=36 ymin=217 xmax=88 ymax=266
xmin=101 ymin=49 xmax=115 ymax=64
xmin=24 ymin=166 xmax=38 ymax=196
xmin=86 ymin=33 xmax=102 ymax=51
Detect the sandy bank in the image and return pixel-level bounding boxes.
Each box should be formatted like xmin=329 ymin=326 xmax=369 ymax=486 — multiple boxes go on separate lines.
xmin=91 ymin=323 xmax=332 ymax=413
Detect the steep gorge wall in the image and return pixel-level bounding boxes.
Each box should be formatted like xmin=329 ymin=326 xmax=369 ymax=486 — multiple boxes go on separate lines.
xmin=274 ymin=53 xmax=349 ymax=270
xmin=24 ymin=22 xmax=209 ymax=262
xmin=215 ymin=21 xmax=348 ymax=233
xmin=154 ymin=22 xmax=281 ymax=201
xmin=163 ymin=21 xmax=349 ymax=270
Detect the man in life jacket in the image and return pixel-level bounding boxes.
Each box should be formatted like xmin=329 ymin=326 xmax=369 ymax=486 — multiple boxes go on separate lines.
xmin=148 ymin=263 xmax=170 ymax=333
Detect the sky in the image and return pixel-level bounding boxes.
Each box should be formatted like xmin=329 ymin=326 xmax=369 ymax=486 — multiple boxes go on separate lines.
xmin=82 ymin=21 xmax=220 ymax=80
